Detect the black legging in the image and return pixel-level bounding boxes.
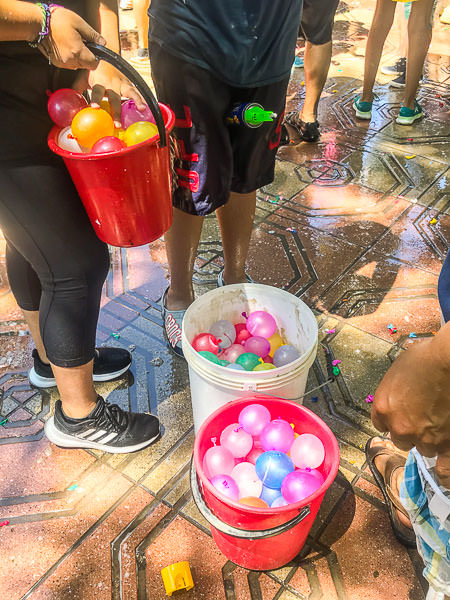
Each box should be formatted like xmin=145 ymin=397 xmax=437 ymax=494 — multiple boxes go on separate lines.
xmin=0 ymin=154 xmax=109 ymax=367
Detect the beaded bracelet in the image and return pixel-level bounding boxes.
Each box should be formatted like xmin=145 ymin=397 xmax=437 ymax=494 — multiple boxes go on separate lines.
xmin=29 ymin=3 xmax=51 ymax=48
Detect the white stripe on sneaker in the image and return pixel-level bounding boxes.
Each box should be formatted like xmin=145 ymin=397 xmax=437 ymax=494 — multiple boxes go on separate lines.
xmin=86 ymin=429 xmax=108 ymax=441
xmin=77 ymin=428 xmax=97 ymax=439
xmin=99 ymin=432 xmax=119 ymax=445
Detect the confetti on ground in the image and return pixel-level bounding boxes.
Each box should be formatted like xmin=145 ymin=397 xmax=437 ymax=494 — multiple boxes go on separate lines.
xmin=286 ymin=227 xmax=296 ymax=233
xmin=338 ymin=69 xmax=342 ymax=72
xmin=332 ymin=90 xmax=338 ymax=93
xmin=332 ymin=366 xmax=341 ymax=376
xmin=332 ymin=359 xmax=341 ymax=366
xmin=268 ymin=230 xmax=275 ymax=234
xmin=407 ymin=138 xmax=413 ymax=142
xmin=405 ymin=154 xmax=416 ymax=159
xmin=432 ymin=331 xmax=437 ymax=336
xmin=311 ymin=396 xmax=319 ymax=403
xmin=439 ymin=102 xmax=444 ymax=107
xmin=0 ymin=521 xmax=10 ymax=527
xmin=349 ymin=460 xmax=356 ymax=465
xmin=366 ymin=394 xmax=374 ymax=404
xmin=325 ymin=328 xmax=335 ymax=335
xmin=111 ymin=332 xmax=120 ymax=339
xmin=430 ymin=218 xmax=437 ymax=225
xmin=265 ymin=195 xmax=270 ymax=201
xmin=67 ymin=484 xmax=79 ymax=491
xmin=0 ymin=418 xmax=7 ymax=426
xmin=387 ymin=323 xmax=397 ymax=334
xmin=301 ymin=81 xmax=305 ymax=86
xmin=409 ymin=332 xmax=417 ymax=338
xmin=129 ymin=344 xmax=136 ymax=352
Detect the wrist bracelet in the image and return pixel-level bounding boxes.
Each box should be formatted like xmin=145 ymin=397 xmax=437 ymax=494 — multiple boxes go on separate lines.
xmin=29 ymin=3 xmax=51 ymax=48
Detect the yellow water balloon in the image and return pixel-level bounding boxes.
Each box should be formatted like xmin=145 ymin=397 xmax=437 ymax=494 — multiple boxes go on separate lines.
xmin=253 ymin=363 xmax=276 ymax=371
xmin=123 ymin=121 xmax=158 ymax=147
xmin=268 ymin=332 xmax=283 ymax=357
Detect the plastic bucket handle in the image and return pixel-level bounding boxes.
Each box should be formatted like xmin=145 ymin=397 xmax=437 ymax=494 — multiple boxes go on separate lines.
xmin=190 ymin=460 xmax=310 ymax=540
xmin=85 ymin=42 xmax=167 ymax=148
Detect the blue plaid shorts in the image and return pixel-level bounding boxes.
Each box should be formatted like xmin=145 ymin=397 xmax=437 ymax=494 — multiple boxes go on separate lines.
xmin=400 ymin=449 xmax=450 ymax=596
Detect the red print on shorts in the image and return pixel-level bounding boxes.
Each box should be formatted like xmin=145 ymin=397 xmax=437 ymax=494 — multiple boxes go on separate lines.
xmin=172 ymin=105 xmax=199 ymax=192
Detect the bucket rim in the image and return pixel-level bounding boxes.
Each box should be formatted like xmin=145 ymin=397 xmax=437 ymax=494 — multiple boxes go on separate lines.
xmin=48 ymin=102 xmax=175 ymax=160
xmin=193 ymin=396 xmax=340 ymax=515
xmin=182 ymin=283 xmax=319 ymax=377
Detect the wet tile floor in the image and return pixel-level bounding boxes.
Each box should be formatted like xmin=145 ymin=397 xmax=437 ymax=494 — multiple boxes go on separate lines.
xmin=0 ymin=2 xmax=449 ymax=598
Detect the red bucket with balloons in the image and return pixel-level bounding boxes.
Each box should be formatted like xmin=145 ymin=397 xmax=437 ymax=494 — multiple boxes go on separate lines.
xmin=191 ymin=396 xmax=340 ymax=570
xmin=47 ymin=43 xmax=175 ymax=248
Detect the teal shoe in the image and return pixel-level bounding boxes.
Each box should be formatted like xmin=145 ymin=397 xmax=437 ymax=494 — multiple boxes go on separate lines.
xmin=396 ymin=100 xmax=423 ymax=125
xmin=353 ymin=95 xmax=373 ymax=120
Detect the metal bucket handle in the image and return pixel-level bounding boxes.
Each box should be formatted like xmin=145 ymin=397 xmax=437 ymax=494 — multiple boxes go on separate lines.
xmin=190 ymin=460 xmax=310 ymax=540
xmin=85 ymin=42 xmax=167 ymax=148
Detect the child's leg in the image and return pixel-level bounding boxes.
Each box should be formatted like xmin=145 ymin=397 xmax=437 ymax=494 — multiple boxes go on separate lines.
xmin=403 ymin=0 xmax=435 ymax=108
xmin=134 ymin=0 xmax=150 ymax=50
xmin=301 ymin=41 xmax=333 ymax=122
xmin=216 ymin=190 xmax=256 ymax=284
xmin=362 ymin=0 xmax=397 ymax=102
xmin=164 ymin=208 xmax=204 ymax=310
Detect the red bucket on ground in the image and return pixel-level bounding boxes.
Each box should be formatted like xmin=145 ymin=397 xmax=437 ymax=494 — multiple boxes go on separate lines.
xmin=192 ymin=396 xmax=340 ymax=571
xmin=48 ymin=103 xmax=175 ymax=248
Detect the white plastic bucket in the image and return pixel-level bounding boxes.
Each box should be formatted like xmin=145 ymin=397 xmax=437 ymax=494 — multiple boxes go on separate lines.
xmin=182 ymin=284 xmax=318 ymax=432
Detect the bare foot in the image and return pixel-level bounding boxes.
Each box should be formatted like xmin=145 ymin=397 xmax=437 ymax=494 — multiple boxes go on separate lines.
xmin=370 ymin=437 xmax=414 ymax=530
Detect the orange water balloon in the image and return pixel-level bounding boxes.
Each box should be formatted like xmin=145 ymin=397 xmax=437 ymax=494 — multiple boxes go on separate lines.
xmin=123 ymin=121 xmax=158 ymax=147
xmin=71 ymin=107 xmax=114 ymax=149
xmin=239 ymin=497 xmax=269 ymax=508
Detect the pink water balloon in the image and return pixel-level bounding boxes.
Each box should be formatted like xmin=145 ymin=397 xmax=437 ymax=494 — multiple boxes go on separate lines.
xmin=303 ymin=467 xmax=324 ymax=486
xmin=244 ymin=311 xmax=277 ymax=338
xmin=203 ymin=445 xmax=235 ymax=478
xmin=221 ymin=343 xmax=246 ymax=363
xmin=48 ymin=88 xmax=88 ymax=128
xmin=121 ymin=99 xmax=156 ymax=129
xmin=91 ymin=136 xmax=126 ymax=154
xmin=281 ymin=470 xmax=322 ymax=503
xmin=210 ymin=474 xmax=239 ymax=502
xmin=246 ymin=445 xmax=264 ymax=465
xmin=235 ymin=323 xmax=252 ymax=345
xmin=260 ymin=419 xmax=295 ymax=453
xmin=290 ymin=434 xmax=325 ymax=469
xmin=238 ymin=404 xmax=271 ymax=436
xmin=231 ymin=462 xmax=263 ymax=498
xmin=220 ymin=424 xmax=253 ymax=458
xmin=244 ymin=336 xmax=270 ymax=358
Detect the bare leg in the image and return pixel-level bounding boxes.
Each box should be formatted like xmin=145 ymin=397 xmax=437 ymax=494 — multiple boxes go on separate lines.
xmin=301 ymin=41 xmax=332 ymax=122
xmin=362 ymin=0 xmax=397 ymax=102
xmin=24 ymin=309 xmax=97 ymax=418
xmin=164 ymin=207 xmax=204 ymax=310
xmin=216 ymin=191 xmax=256 ymax=284
xmin=133 ymin=0 xmax=150 ymax=49
xmin=22 ymin=308 xmax=49 ymax=364
xmin=403 ymin=0 xmax=434 ymax=108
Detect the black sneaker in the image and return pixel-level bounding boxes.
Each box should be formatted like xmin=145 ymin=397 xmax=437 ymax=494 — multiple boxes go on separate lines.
xmin=390 ymin=72 xmax=406 ymax=88
xmin=284 ymin=112 xmax=320 ymax=142
xmin=381 ymin=57 xmax=406 ymax=76
xmin=29 ymin=347 xmax=132 ymax=389
xmin=44 ymin=396 xmax=161 ymax=453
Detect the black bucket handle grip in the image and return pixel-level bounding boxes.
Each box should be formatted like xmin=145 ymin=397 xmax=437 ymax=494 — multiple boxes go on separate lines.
xmin=85 ymin=42 xmax=167 ymax=148
xmin=190 ymin=459 xmax=310 ymax=540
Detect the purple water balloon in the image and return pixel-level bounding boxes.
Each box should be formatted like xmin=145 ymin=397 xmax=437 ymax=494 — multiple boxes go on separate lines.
xmin=272 ymin=345 xmax=300 ymax=367
xmin=203 ymin=445 xmax=235 ymax=478
xmin=210 ymin=474 xmax=239 ymax=502
xmin=244 ymin=336 xmax=271 ymax=358
xmin=303 ymin=467 xmax=325 ymax=486
xmin=260 ymin=419 xmax=295 ymax=453
xmin=221 ymin=343 xmax=246 ymax=363
xmin=238 ymin=404 xmax=271 ymax=436
xmin=244 ymin=311 xmax=277 ymax=339
xmin=290 ymin=434 xmax=325 ymax=469
xmin=121 ymin=99 xmax=155 ymax=129
xmin=281 ymin=470 xmax=322 ymax=503
xmin=220 ymin=423 xmax=253 ymax=458
xmin=209 ymin=320 xmax=236 ymax=349
xmin=271 ymin=496 xmax=289 ymax=508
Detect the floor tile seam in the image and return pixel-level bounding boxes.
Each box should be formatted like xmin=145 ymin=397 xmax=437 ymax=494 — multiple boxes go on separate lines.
xmin=325 ymin=551 xmax=348 ymax=600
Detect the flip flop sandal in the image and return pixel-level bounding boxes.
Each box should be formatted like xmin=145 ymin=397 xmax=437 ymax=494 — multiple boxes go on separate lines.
xmin=365 ymin=437 xmax=416 ymax=548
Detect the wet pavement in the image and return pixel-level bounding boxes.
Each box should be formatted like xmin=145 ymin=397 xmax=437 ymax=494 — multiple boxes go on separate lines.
xmin=0 ymin=1 xmax=449 ymax=598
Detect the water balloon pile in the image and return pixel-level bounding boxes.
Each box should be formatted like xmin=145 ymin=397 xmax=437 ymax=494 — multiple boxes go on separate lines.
xmin=204 ymin=403 xmax=325 ymax=508
xmin=191 ymin=310 xmax=301 ymax=371
xmin=48 ymin=89 xmax=158 ymax=154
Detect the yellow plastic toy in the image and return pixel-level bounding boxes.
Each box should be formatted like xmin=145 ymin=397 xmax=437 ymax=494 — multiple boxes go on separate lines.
xmin=161 ymin=561 xmax=194 ymax=596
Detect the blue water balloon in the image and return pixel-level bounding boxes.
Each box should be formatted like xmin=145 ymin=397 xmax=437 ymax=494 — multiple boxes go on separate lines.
xmin=255 ymin=451 xmax=294 ymax=489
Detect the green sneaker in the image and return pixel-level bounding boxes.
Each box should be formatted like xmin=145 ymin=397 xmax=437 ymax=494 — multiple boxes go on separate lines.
xmin=353 ymin=95 xmax=373 ymax=120
xmin=396 ymin=100 xmax=423 ymax=125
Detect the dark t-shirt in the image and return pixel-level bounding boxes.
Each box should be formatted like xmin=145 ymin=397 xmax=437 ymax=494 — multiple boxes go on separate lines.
xmin=148 ymin=0 xmax=303 ymax=88
xmin=0 ymin=1 xmax=86 ymax=159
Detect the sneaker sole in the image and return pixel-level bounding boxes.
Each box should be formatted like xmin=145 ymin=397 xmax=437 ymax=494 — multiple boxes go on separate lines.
xmin=389 ymin=81 xmax=406 ymax=89
xmin=44 ymin=416 xmax=160 ymax=454
xmin=353 ymin=101 xmax=372 ymax=120
xmin=29 ymin=363 xmax=131 ymax=389
xmin=396 ymin=112 xmax=423 ymax=125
